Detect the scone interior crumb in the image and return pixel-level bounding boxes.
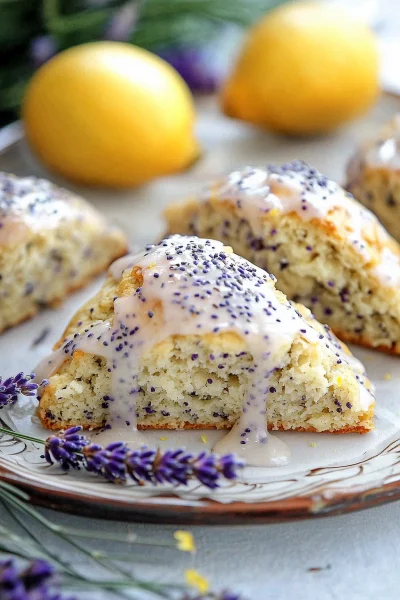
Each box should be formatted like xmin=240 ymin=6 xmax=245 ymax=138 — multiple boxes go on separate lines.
xmin=39 ymin=237 xmax=374 ymax=435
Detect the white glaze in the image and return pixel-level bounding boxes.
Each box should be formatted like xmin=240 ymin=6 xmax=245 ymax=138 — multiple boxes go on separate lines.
xmin=35 ymin=235 xmax=373 ymax=466
xmin=109 ymin=251 xmax=145 ymax=280
xmin=213 ymin=420 xmax=291 ymax=467
xmin=0 ymin=173 xmax=100 ymax=246
xmin=371 ymin=137 xmax=400 ymax=168
xmin=364 ymin=115 xmax=400 ymax=170
xmin=209 ymin=162 xmax=400 ymax=284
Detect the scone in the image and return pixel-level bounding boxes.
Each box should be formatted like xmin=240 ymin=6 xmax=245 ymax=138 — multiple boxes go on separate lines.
xmin=36 ymin=235 xmax=374 ymax=443
xmin=165 ymin=161 xmax=400 ymax=354
xmin=346 ymin=114 xmax=400 ymax=241
xmin=0 ymin=172 xmax=127 ymax=332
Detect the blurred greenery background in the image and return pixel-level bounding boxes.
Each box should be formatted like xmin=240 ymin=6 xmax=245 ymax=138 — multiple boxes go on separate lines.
xmin=0 ymin=0 xmax=285 ymax=126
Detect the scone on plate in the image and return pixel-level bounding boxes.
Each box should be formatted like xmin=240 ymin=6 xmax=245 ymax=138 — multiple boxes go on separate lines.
xmin=346 ymin=114 xmax=400 ymax=241
xmin=165 ymin=161 xmax=400 ymax=355
xmin=37 ymin=235 xmax=374 ymax=442
xmin=0 ymin=172 xmax=127 ymax=332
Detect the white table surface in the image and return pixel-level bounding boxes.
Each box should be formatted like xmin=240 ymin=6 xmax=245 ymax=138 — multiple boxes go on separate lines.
xmin=4 ymin=501 xmax=400 ymax=600
xmin=2 ymin=92 xmax=400 ymax=599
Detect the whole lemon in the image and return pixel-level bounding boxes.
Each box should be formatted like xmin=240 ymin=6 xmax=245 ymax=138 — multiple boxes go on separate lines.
xmin=23 ymin=42 xmax=199 ymax=187
xmin=221 ymin=1 xmax=379 ymax=136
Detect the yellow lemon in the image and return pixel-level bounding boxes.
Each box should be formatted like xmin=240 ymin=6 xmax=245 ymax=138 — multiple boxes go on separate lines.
xmin=221 ymin=1 xmax=379 ymax=136
xmin=23 ymin=42 xmax=199 ymax=187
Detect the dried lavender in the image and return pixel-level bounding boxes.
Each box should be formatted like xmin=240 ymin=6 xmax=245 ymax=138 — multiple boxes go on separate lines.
xmin=128 ymin=447 xmax=194 ymax=486
xmin=42 ymin=427 xmax=244 ymax=488
xmin=44 ymin=426 xmax=89 ymax=471
xmin=0 ymin=372 xmax=47 ymax=408
xmin=0 ymin=558 xmax=76 ymax=600
xmin=125 ymin=445 xmax=243 ymax=488
xmin=84 ymin=441 xmax=128 ymax=483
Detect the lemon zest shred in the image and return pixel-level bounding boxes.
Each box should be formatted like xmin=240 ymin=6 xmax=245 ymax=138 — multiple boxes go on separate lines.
xmin=174 ymin=530 xmax=196 ymax=553
xmin=185 ymin=569 xmax=209 ymax=593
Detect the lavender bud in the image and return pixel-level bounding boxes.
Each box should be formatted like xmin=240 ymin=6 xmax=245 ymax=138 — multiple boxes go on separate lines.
xmin=45 ymin=426 xmax=90 ymax=471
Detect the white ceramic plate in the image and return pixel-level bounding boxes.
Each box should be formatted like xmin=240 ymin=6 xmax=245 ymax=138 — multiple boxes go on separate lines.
xmin=1 ymin=96 xmax=400 ymax=524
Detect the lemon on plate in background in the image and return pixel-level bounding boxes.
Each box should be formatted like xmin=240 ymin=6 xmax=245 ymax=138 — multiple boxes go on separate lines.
xmin=23 ymin=42 xmax=199 ymax=187
xmin=221 ymin=1 xmax=379 ymax=136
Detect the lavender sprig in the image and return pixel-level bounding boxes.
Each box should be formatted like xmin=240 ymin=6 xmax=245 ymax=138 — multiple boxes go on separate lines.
xmin=43 ymin=427 xmax=244 ymax=489
xmin=0 ymin=556 xmax=243 ymax=600
xmin=0 ymin=480 xmax=246 ymax=600
xmin=127 ymin=447 xmax=243 ymax=489
xmin=84 ymin=441 xmax=128 ymax=484
xmin=0 ymin=558 xmax=76 ymax=600
xmin=0 ymin=373 xmax=48 ymax=408
xmin=44 ymin=426 xmax=89 ymax=471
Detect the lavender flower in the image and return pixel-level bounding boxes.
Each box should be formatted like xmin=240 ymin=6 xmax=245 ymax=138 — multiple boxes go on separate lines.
xmin=0 ymin=373 xmax=47 ymax=408
xmin=0 ymin=558 xmax=75 ymax=600
xmin=127 ymin=447 xmax=244 ymax=489
xmin=191 ymin=452 xmax=243 ymax=490
xmin=84 ymin=441 xmax=128 ymax=483
xmin=128 ymin=447 xmax=191 ymax=485
xmin=157 ymin=46 xmax=227 ymax=93
xmin=30 ymin=35 xmax=58 ymax=68
xmin=45 ymin=426 xmax=89 ymax=471
xmin=104 ymin=2 xmax=139 ymax=42
xmin=43 ymin=428 xmax=244 ymax=488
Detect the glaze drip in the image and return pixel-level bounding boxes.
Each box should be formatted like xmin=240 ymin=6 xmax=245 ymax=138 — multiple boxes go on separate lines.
xmin=35 ymin=235 xmax=372 ymax=466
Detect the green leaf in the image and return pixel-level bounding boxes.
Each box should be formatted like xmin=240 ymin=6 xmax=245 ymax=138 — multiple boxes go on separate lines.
xmin=0 ymin=0 xmax=41 ymax=51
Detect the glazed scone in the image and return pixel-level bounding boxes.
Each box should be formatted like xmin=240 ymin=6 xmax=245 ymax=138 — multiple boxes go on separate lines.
xmin=37 ymin=235 xmax=374 ymax=443
xmin=346 ymin=115 xmax=400 ymax=241
xmin=0 ymin=172 xmax=127 ymax=332
xmin=165 ymin=161 xmax=400 ymax=354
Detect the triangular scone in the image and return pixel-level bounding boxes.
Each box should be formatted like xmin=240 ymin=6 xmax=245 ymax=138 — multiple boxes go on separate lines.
xmin=165 ymin=161 xmax=400 ymax=354
xmin=346 ymin=115 xmax=400 ymax=242
xmin=0 ymin=172 xmax=127 ymax=332
xmin=37 ymin=235 xmax=374 ymax=437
